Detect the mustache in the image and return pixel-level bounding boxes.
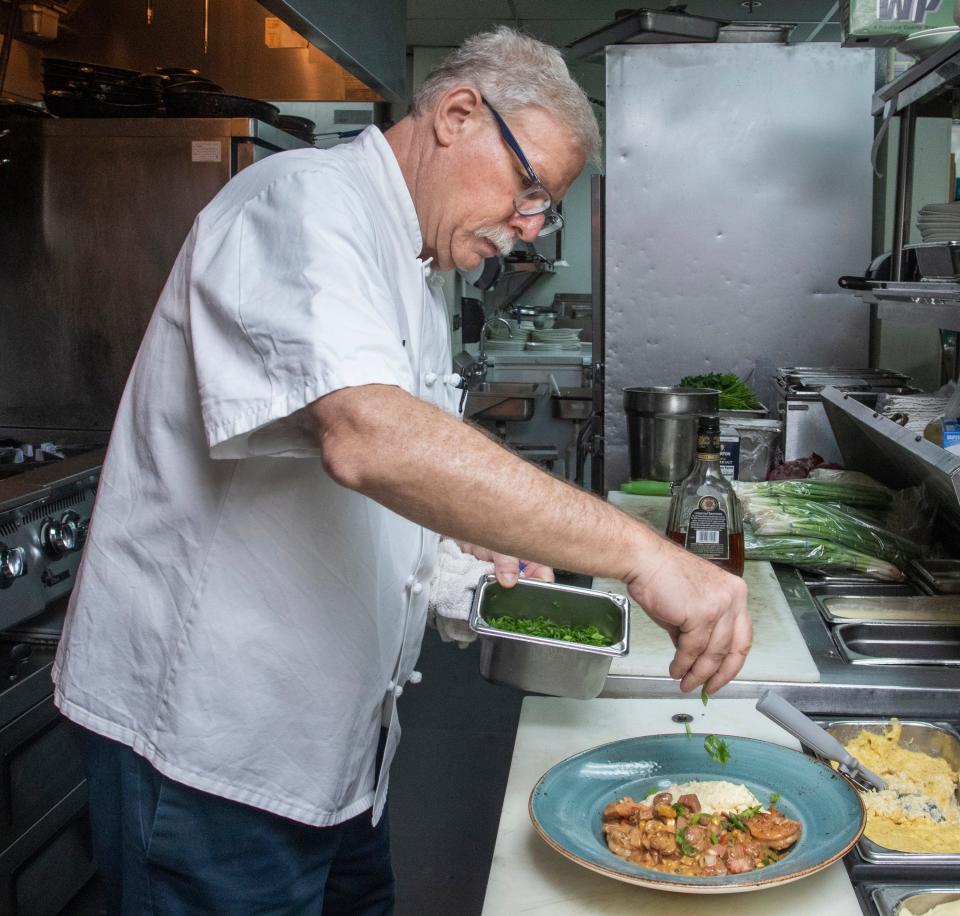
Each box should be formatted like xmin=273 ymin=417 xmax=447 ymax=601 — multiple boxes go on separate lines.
xmin=474 ymin=224 xmax=517 ymax=257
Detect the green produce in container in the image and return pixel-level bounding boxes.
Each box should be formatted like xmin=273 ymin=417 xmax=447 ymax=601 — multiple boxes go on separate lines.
xmin=485 ymin=614 xmax=614 ymax=647
xmin=679 ymin=372 xmax=759 ymax=410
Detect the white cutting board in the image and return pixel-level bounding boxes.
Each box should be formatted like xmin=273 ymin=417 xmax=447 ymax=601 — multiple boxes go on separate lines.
xmin=481 ymin=698 xmax=861 ymax=916
xmin=602 ymin=492 xmax=820 ymax=683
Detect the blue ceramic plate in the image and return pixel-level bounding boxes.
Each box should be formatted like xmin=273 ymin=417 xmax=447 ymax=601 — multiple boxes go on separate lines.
xmin=528 ymin=733 xmax=865 ymax=894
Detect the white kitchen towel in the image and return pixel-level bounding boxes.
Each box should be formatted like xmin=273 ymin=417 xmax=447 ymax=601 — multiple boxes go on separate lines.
xmin=427 ymin=539 xmax=494 ymax=648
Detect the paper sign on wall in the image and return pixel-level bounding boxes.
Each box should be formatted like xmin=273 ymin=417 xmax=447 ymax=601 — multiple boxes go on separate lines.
xmin=191 ymin=141 xmax=222 ymax=163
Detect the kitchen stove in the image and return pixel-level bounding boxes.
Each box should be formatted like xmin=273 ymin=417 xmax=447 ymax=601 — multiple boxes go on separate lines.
xmin=0 ymin=434 xmax=104 ymax=914
xmin=774 ymin=367 xmax=919 ymax=464
xmin=0 ymin=436 xmax=106 ymax=633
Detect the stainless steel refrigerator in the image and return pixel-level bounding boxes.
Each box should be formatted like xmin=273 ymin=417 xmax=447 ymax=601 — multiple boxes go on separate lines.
xmin=0 ymin=117 xmax=307 ymax=433
xmin=602 ymin=43 xmax=876 ymax=489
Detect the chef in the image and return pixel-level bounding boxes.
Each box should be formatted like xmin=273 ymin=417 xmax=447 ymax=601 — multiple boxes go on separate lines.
xmin=53 ymin=26 xmax=751 ymax=916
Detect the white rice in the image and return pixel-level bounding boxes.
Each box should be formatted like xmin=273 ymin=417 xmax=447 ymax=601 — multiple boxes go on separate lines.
xmin=662 ymin=780 xmax=761 ymax=815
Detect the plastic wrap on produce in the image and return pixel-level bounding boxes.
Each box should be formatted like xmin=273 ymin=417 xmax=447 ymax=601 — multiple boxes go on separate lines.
xmin=743 ymin=530 xmax=905 ymax=581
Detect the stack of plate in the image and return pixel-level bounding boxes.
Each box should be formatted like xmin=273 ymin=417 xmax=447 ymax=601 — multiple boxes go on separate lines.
xmin=488 ymin=327 xmax=530 ymax=342
xmin=485 ymin=337 xmax=527 ymax=352
xmin=917 ymin=203 xmax=960 ymax=242
xmin=530 ymin=328 xmax=582 ymax=345
xmin=525 ymin=341 xmax=582 ymax=351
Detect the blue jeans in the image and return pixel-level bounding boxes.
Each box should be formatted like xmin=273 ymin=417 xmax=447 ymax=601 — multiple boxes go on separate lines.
xmin=76 ymin=725 xmax=395 ymax=916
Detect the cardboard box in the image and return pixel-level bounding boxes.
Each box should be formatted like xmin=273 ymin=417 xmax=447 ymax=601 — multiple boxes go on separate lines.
xmin=943 ymin=419 xmax=960 ymax=455
xmin=841 ymin=0 xmax=956 ymax=47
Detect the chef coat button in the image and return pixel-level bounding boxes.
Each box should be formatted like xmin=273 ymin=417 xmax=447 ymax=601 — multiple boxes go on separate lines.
xmin=393 ymin=684 xmax=404 ymax=698
xmin=387 ymin=680 xmax=395 ymax=692
xmin=408 ymin=670 xmax=423 ymax=685
xmin=404 ymin=574 xmax=415 ymax=590
xmin=443 ymin=373 xmax=462 ymax=388
xmin=424 ymin=372 xmax=438 ymax=387
xmin=412 ymin=582 xmax=423 ymax=596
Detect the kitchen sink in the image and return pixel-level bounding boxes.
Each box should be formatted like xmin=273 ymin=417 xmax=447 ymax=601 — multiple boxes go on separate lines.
xmin=465 ymin=383 xmax=546 ymax=421
xmin=552 ymin=387 xmax=593 ymax=420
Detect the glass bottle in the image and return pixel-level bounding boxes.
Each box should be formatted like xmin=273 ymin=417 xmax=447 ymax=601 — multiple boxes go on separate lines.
xmin=665 ymin=415 xmax=744 ymax=577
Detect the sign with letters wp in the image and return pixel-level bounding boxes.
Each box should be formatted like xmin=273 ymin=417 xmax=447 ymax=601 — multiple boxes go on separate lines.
xmin=841 ymin=0 xmax=956 ymax=45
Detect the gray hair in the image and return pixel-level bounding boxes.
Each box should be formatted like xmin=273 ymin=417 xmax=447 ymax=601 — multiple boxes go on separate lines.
xmin=411 ymin=26 xmax=601 ymax=167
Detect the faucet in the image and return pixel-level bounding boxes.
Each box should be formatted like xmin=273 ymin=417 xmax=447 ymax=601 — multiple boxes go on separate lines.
xmin=478 ymin=317 xmax=512 ymax=363
xmin=456 ymin=317 xmax=512 ymax=408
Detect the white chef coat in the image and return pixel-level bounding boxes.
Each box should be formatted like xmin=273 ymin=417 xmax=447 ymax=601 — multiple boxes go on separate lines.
xmin=53 ymin=127 xmax=461 ymax=827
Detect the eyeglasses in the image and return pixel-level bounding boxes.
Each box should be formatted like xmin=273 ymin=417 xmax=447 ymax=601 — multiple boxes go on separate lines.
xmin=483 ymin=97 xmax=563 ymax=238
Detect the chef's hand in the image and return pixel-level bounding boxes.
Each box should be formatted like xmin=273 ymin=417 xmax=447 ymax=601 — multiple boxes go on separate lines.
xmin=625 ymin=539 xmax=752 ymax=695
xmin=457 ymin=542 xmax=555 ymax=588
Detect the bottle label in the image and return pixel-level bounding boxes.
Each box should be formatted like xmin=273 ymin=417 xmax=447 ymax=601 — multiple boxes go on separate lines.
xmin=683 ymin=496 xmax=730 ymax=560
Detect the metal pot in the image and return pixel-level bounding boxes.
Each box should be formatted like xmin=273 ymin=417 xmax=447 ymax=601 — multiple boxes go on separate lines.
xmin=622 ymin=386 xmax=719 ymax=482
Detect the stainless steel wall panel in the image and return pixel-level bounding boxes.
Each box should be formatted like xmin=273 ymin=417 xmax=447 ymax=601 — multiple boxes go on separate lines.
xmin=603 ymin=44 xmax=875 ymax=489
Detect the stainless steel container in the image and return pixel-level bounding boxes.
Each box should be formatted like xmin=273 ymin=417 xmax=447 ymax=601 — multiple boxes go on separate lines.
xmin=872 ymin=886 xmax=960 ymax=916
xmin=832 ymin=622 xmax=960 ymax=666
xmin=818 ymin=719 xmax=960 ymax=872
xmin=907 ymin=241 xmax=960 ymax=280
xmin=622 ymin=386 xmax=719 ymax=482
xmin=468 ymin=576 xmax=629 ymax=700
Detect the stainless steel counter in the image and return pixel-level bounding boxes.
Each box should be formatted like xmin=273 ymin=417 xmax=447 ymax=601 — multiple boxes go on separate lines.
xmin=602 ymin=565 xmax=960 ymax=717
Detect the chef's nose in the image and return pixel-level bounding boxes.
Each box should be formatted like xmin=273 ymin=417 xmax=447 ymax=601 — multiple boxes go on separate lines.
xmin=508 ymin=210 xmax=545 ymax=244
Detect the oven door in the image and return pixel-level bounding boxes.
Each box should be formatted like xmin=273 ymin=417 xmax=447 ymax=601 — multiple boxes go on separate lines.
xmin=0 ymin=694 xmax=94 ymax=915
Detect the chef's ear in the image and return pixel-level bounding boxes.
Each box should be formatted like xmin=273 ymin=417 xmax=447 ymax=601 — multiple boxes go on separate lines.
xmin=433 ymin=86 xmax=484 ymax=148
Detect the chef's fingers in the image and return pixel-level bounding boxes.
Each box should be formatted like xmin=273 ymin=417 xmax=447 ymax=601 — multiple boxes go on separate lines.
xmin=679 ymin=608 xmax=734 ymax=693
xmin=702 ymin=608 xmax=753 ymax=694
xmin=667 ymin=617 xmax=714 ymax=683
xmin=520 ymin=561 xmax=555 ymax=582
xmin=490 ymin=552 xmax=522 ymax=587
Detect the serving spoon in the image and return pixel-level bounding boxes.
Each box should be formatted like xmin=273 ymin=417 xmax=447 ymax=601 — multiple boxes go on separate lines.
xmin=756 ymin=690 xmax=951 ymax=822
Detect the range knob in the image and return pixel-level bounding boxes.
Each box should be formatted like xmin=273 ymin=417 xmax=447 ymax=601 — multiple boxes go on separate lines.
xmin=0 ymin=543 xmax=26 ymax=588
xmin=41 ymin=512 xmax=79 ymax=558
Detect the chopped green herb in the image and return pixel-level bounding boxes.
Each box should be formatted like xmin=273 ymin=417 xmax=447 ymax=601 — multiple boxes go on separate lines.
xmin=675 ymin=830 xmax=697 ymax=856
xmin=726 ymin=812 xmax=747 ymax=832
xmin=672 ymin=802 xmax=686 ymax=817
xmin=769 ymin=792 xmax=781 ymax=806
xmin=684 ymin=720 xmax=693 ymax=740
xmin=645 ymin=786 xmax=659 ymax=798
xmin=703 ymin=734 xmax=731 ymax=765
xmin=700 ymin=686 xmax=709 ymax=706
xmin=688 ymin=812 xmax=702 ymax=826
xmin=485 ymin=615 xmax=613 ymax=646
xmin=740 ymin=805 xmax=763 ymax=819
xmin=710 ymin=831 xmax=719 ymax=845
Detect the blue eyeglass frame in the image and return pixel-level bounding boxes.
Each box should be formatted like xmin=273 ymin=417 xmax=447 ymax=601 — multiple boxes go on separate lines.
xmin=482 ymin=97 xmax=563 ymax=234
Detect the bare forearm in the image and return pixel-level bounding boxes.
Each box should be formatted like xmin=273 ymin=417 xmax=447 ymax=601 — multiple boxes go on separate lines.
xmin=309 ymin=384 xmax=663 ymax=582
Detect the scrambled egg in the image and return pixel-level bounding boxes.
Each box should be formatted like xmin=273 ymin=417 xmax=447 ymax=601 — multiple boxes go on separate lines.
xmin=845 ymin=719 xmax=960 ymax=854
xmin=902 ymin=902 xmax=960 ymax=916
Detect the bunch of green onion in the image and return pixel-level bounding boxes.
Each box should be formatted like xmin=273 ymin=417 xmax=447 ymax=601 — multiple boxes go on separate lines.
xmin=734 ymin=479 xmax=891 ymax=512
xmin=741 ymin=495 xmax=921 ymax=568
xmin=743 ymin=531 xmax=905 ymax=581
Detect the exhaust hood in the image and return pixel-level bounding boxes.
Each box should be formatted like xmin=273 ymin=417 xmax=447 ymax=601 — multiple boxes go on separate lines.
xmin=257 ymin=0 xmax=405 ymax=101
xmin=567 ymin=8 xmax=722 ymax=60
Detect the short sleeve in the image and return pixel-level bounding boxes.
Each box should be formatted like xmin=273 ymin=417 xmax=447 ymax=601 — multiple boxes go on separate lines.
xmin=187 ymin=164 xmax=415 ymax=459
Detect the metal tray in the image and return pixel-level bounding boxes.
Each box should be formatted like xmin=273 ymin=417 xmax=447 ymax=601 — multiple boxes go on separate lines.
xmin=817 ymin=719 xmax=960 ymax=870
xmin=808 ymin=583 xmax=923 ymax=624
xmin=469 ymin=576 xmax=629 ymax=700
xmin=818 ymin=594 xmax=960 ymax=625
xmin=834 ymin=622 xmax=960 ymax=666
xmin=912 ymin=559 xmax=960 ymax=595
xmin=872 ymin=886 xmax=960 ymax=916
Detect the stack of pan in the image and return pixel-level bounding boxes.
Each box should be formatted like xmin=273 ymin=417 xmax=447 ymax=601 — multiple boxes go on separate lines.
xmin=42 ymin=58 xmax=162 ymax=117
xmin=160 ymin=67 xmax=279 ymax=126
